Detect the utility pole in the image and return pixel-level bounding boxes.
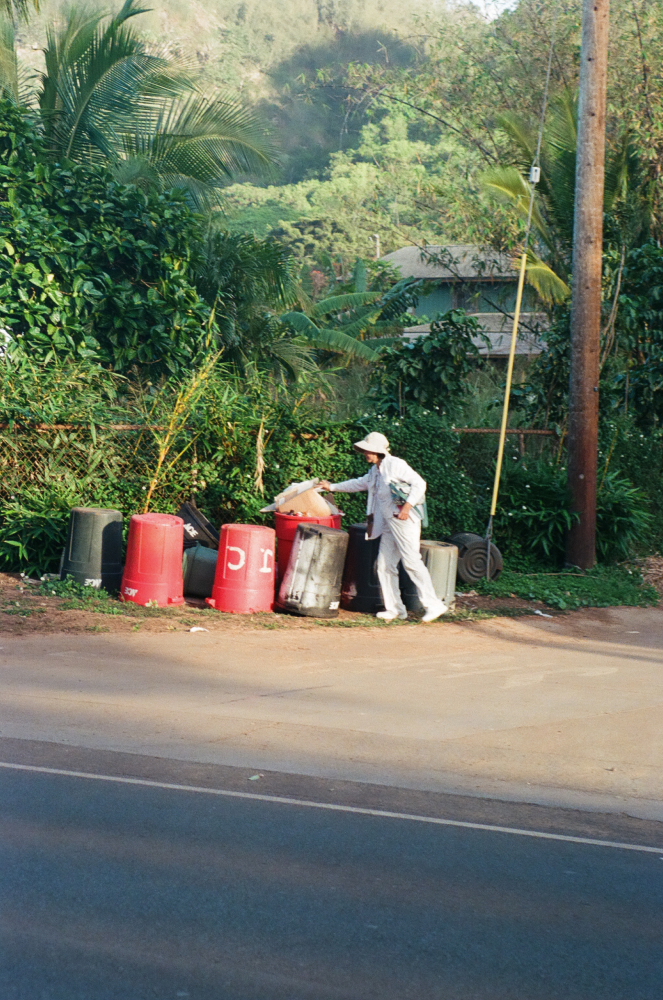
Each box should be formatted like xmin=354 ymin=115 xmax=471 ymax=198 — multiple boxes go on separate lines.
xmin=566 ymin=0 xmax=611 ymax=570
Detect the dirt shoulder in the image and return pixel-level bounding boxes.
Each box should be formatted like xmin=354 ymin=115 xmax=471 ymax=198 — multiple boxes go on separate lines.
xmin=0 ymin=572 xmax=570 ymax=636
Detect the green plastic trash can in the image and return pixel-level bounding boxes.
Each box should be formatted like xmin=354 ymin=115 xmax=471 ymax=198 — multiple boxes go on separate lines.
xmin=183 ymin=542 xmax=218 ymax=598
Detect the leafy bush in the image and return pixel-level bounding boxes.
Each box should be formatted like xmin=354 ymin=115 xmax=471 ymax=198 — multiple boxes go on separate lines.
xmin=0 ymin=358 xmax=655 ymax=576
xmin=496 ymin=460 xmax=577 ymax=562
xmin=493 ymin=459 xmax=652 ymax=566
xmin=369 ymin=309 xmax=488 ymax=417
xmin=0 ymin=485 xmax=74 ymax=575
xmin=0 ymin=101 xmax=212 ymax=375
xmin=596 ymin=471 xmax=653 ymax=561
xmin=603 ymin=422 xmax=663 ymax=552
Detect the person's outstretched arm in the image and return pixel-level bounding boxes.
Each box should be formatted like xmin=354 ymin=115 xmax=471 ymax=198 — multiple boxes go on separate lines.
xmin=319 ymin=473 xmax=371 ymax=493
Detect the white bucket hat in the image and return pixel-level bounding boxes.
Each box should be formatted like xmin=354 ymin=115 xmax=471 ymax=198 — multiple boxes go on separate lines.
xmin=353 ymin=431 xmax=390 ymax=455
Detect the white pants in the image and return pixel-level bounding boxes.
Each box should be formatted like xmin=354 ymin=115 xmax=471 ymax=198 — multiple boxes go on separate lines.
xmin=376 ymin=514 xmax=440 ymax=615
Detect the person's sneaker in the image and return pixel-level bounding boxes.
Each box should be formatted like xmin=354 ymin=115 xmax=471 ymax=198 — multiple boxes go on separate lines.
xmin=422 ymin=601 xmax=448 ymax=622
xmin=376 ymin=610 xmax=408 ymax=621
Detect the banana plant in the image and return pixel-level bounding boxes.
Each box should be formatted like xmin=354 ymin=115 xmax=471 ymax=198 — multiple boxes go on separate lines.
xmin=279 ymin=259 xmax=423 ymax=362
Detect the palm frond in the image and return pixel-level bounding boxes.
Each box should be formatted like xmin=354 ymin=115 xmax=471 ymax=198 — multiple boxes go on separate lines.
xmin=481 ymin=165 xmax=556 ymax=257
xmin=113 ymin=152 xmax=161 ymax=190
xmin=280 ymin=312 xmax=378 ymax=360
xmin=328 ymin=309 xmax=383 ymax=339
xmin=40 ymin=1 xmax=166 ymax=161
xmin=0 ymin=0 xmax=39 ymax=21
xmin=196 ymin=229 xmax=298 ymax=313
xmin=0 ymin=16 xmax=38 ymax=105
xmin=267 ymin=336 xmax=319 ymax=382
xmin=524 ymin=251 xmax=570 ymax=305
xmin=120 ymin=91 xmax=276 ymax=207
xmin=495 ymin=112 xmax=536 ymax=171
xmin=0 ymin=15 xmax=17 ymax=100
xmin=360 ymin=337 xmax=396 ymax=349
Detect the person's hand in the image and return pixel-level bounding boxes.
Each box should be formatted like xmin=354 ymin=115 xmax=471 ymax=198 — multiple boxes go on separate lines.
xmin=395 ymin=502 xmax=413 ymax=521
xmin=318 ymin=480 xmax=332 ymax=492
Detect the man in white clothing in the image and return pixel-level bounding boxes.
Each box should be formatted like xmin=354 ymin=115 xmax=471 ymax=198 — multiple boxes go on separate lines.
xmin=319 ymin=431 xmax=447 ymax=622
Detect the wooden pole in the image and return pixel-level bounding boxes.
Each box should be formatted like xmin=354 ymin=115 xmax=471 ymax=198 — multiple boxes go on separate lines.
xmin=565 ymin=0 xmax=610 ymax=570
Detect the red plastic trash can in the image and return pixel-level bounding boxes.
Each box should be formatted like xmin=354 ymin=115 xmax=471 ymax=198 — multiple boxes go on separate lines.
xmin=275 ymin=511 xmax=342 ymax=584
xmin=207 ymin=523 xmax=276 ymax=613
xmin=121 ymin=513 xmax=185 ymax=607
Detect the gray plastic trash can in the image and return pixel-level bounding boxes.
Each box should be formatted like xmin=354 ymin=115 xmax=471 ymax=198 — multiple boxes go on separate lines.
xmin=400 ymin=540 xmax=459 ymax=613
xmin=278 ymin=523 xmax=349 ymax=618
xmin=61 ymin=507 xmax=124 ymax=591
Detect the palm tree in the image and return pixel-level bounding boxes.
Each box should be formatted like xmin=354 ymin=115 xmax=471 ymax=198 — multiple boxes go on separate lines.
xmin=0 ymin=0 xmax=275 ymax=209
xmin=1 ymin=0 xmax=38 ymax=19
xmin=481 ymin=92 xmax=644 ymax=305
xmin=190 ymin=224 xmax=321 ymax=382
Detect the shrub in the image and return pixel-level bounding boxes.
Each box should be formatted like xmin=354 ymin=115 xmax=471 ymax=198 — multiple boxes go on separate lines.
xmin=0 ymin=483 xmax=75 ymax=575
xmin=476 ymin=565 xmax=659 ymax=609
xmin=596 ymin=471 xmax=653 ymax=562
xmin=0 ymin=101 xmax=212 ymax=375
xmin=604 ymin=422 xmax=663 ymax=552
xmin=493 ymin=459 xmax=652 ymax=566
xmin=369 ymin=309 xmax=488 ymax=417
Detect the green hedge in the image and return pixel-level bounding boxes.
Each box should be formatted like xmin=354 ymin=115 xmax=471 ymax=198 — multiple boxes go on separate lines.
xmin=0 ymin=406 xmax=657 ymax=577
xmin=0 ymin=413 xmax=484 ymax=575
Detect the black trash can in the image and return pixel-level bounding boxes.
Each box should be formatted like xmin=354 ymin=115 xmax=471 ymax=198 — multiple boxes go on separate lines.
xmin=61 ymin=507 xmax=124 ymax=591
xmin=183 ymin=542 xmax=218 ymax=598
xmin=398 ymin=562 xmax=424 ymax=613
xmin=340 ymin=523 xmax=384 ymax=613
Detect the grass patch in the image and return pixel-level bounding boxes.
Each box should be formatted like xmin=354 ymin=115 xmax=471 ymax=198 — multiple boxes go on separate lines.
xmin=474 ymin=565 xmax=659 ymax=610
xmin=315 ymin=606 xmax=540 ymax=626
xmin=38 ymin=578 xmax=182 ymax=618
xmin=446 ymin=606 xmax=539 ymax=622
xmin=2 ymin=604 xmax=46 ymax=617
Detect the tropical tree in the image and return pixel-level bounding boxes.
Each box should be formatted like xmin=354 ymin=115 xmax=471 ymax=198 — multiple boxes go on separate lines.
xmin=369 ymin=309 xmax=488 ymax=417
xmin=481 ymin=92 xmax=650 ymax=305
xmin=1 ymin=0 xmax=37 ymax=19
xmin=0 ymin=0 xmax=275 ymax=209
xmin=0 ymin=100 xmax=214 ymax=373
xmin=191 ymin=223 xmax=319 ymax=382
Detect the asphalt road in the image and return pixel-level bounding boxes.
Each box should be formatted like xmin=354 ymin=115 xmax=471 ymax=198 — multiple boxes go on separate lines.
xmin=2 ymin=741 xmax=663 ymax=1000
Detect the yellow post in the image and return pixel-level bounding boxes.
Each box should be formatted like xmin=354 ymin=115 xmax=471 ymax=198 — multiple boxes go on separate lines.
xmin=489 ymin=251 xmax=528 ymax=517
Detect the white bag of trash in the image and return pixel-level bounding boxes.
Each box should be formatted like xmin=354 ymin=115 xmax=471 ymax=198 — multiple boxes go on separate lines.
xmin=260 ymin=478 xmax=340 ymax=517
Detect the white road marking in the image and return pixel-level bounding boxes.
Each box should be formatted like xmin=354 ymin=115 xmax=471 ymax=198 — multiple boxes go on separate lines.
xmin=0 ymin=760 xmax=661 ymax=855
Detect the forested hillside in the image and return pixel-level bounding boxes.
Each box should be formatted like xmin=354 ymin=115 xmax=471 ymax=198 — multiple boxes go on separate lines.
xmin=18 ymin=0 xmax=450 ymax=180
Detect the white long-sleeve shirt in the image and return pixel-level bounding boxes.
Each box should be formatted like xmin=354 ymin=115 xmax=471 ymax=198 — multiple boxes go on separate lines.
xmin=330 ymin=454 xmax=426 ymax=539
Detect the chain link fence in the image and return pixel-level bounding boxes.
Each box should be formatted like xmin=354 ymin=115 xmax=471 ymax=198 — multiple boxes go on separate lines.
xmin=0 ymin=422 xmax=561 ymax=501
xmin=0 ymin=423 xmax=173 ymax=511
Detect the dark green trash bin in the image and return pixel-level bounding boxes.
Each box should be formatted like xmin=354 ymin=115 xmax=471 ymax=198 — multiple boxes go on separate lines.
xmin=183 ymin=542 xmax=218 ymax=598
xmin=61 ymin=507 xmax=124 ymax=591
